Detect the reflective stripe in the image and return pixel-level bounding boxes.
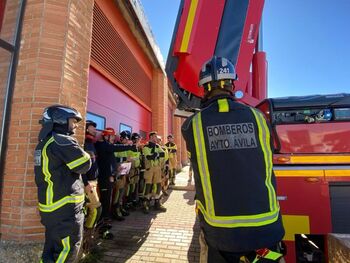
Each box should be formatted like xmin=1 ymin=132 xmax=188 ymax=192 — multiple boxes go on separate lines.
xmin=42 ymin=137 xmax=55 ymax=204
xmin=85 ymin=208 xmax=98 ymax=229
xmin=250 ymin=108 xmax=277 ymax=212
xmin=56 ymin=236 xmax=70 ymax=263
xmin=193 ymin=112 xmax=215 ymax=216
xmin=39 ymin=194 xmax=84 ymax=212
xmin=192 ymin=111 xmax=280 ymax=228
xmin=196 ymin=200 xmax=279 ymax=228
xmin=218 ymin=98 xmax=229 ymax=112
xmin=66 ymin=152 xmax=90 ymax=170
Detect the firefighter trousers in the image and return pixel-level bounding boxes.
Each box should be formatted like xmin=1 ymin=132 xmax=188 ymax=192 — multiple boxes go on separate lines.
xmin=41 ymin=210 xmax=84 ymax=263
xmin=84 ymin=180 xmax=102 ymax=228
xmin=199 ymin=230 xmax=283 ymax=263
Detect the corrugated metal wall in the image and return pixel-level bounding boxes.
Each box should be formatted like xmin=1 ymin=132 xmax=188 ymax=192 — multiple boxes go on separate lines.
xmin=91 ymin=3 xmax=151 ymax=107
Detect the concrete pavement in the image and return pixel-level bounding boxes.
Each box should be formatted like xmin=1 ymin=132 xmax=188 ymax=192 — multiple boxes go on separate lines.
xmin=99 ymin=166 xmax=200 ymax=263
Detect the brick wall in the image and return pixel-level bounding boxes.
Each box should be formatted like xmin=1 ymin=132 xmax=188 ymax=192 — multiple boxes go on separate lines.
xmin=0 ymin=0 xmax=94 ymax=241
xmin=0 ymin=0 xmax=20 ymax=133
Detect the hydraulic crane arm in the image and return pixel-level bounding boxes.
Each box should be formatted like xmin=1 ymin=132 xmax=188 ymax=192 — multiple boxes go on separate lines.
xmin=166 ymin=0 xmax=266 ymax=111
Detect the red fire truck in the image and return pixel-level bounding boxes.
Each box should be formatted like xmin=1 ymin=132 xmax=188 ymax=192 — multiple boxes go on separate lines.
xmin=166 ymin=0 xmax=350 ymax=262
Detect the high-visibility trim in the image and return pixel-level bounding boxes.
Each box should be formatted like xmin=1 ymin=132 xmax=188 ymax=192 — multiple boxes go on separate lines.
xmin=251 ymin=108 xmax=277 ymax=212
xmin=196 ymin=200 xmax=280 ymax=228
xmin=218 ymin=98 xmax=229 ymax=112
xmin=66 ymin=152 xmax=90 ymax=170
xmin=126 ymin=184 xmax=131 ymax=196
xmin=207 ymin=83 xmax=211 ymax=91
xmin=56 ymin=236 xmax=70 ymax=263
xmin=42 ymin=137 xmax=55 ymax=205
xmin=180 ymin=0 xmax=199 ymax=52
xmin=220 ymin=80 xmax=225 ymax=88
xmin=113 ymin=189 xmax=120 ymax=205
xmin=193 ymin=112 xmax=215 ymax=215
xmin=193 ymin=111 xmax=280 ymax=228
xmin=39 ymin=194 xmax=84 ymax=212
xmin=142 ymin=184 xmax=146 ymax=195
xmin=85 ymin=208 xmax=98 ymax=229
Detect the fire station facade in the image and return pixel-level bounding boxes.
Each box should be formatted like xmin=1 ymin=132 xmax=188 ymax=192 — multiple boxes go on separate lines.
xmin=0 ymin=0 xmax=187 ymax=241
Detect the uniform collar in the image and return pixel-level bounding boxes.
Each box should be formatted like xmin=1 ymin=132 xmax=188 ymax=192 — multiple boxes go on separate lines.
xmin=201 ymin=94 xmax=235 ymax=108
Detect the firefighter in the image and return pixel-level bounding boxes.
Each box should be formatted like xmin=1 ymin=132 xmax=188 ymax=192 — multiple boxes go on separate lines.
xmin=142 ymin=131 xmax=167 ymax=213
xmin=95 ymin=128 xmax=134 ymax=226
xmin=128 ymin=132 xmax=142 ymax=207
xmin=157 ymin=135 xmax=170 ymax=196
xmin=182 ymin=56 xmax=285 ymax=263
xmin=82 ymin=120 xmax=102 ymax=247
xmin=35 ymin=105 xmax=91 ymax=263
xmin=165 ymin=134 xmax=177 ymax=185
xmin=112 ymin=130 xmax=133 ymax=220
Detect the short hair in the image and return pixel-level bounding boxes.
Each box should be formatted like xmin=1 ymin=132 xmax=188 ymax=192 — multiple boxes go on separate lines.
xmin=149 ymin=131 xmax=157 ymax=138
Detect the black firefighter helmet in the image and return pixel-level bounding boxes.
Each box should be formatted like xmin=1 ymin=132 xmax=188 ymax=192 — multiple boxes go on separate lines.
xmin=38 ymin=105 xmax=82 ymax=141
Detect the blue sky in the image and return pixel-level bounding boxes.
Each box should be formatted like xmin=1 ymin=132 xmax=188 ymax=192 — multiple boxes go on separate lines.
xmin=141 ymin=0 xmax=350 ymax=98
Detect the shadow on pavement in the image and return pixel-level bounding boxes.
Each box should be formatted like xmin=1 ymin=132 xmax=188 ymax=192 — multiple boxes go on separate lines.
xmin=97 ymin=200 xmax=165 ymax=262
xmin=188 ymin=218 xmax=201 ymax=263
xmin=183 ymin=190 xmax=195 ymax=206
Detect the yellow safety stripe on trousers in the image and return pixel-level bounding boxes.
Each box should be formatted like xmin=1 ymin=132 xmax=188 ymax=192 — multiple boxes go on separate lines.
xmin=39 ymin=194 xmax=84 ymax=212
xmin=252 ymin=250 xmax=283 ymax=263
xmin=193 ymin=112 xmax=280 ymax=228
xmin=42 ymin=137 xmax=55 ymax=205
xmin=56 ymin=236 xmax=71 ymax=263
xmin=66 ymin=152 xmax=90 ymax=170
xmin=218 ymin=98 xmax=229 ymax=112
xmin=85 ymin=207 xmax=98 ymax=229
xmin=250 ymin=108 xmax=277 ymax=212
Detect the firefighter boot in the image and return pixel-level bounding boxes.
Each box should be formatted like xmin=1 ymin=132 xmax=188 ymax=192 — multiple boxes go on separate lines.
xmin=154 ymin=199 xmax=167 ymax=212
xmin=112 ymin=207 xmax=125 ymax=221
xmin=121 ymin=206 xmax=130 ymax=216
xmin=143 ymin=199 xmax=150 ymax=214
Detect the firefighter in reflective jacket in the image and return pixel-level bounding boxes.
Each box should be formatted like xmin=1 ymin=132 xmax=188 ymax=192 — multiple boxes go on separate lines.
xmin=113 ymin=130 xmax=133 ymax=220
xmin=182 ymin=57 xmax=285 ymax=263
xmin=82 ymin=120 xmax=102 ymax=247
xmin=165 ymin=134 xmax=177 ymax=185
xmin=142 ymin=131 xmax=167 ymax=213
xmin=35 ymin=105 xmax=91 ymax=263
xmin=128 ymin=132 xmax=142 ymax=207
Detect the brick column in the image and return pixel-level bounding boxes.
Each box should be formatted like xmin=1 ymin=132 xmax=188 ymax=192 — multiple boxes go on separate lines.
xmin=0 ymin=0 xmax=94 ymax=241
xmin=151 ymin=69 xmax=168 ymax=138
